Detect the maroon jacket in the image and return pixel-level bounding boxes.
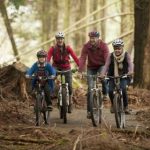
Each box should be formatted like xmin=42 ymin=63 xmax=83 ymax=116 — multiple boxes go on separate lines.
xmin=79 ymin=39 xmax=109 ymax=71
xmin=47 ymin=44 xmax=79 ymax=70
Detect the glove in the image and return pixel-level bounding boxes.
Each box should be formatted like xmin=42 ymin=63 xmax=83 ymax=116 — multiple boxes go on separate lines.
xmin=25 ymin=74 xmax=30 ymax=78
xmin=99 ymin=73 xmax=106 ymax=79
xmin=128 ymin=72 xmax=134 ymax=77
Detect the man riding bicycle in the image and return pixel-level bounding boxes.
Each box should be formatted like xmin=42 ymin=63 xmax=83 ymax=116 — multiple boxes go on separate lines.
xmin=100 ymin=39 xmax=134 ymax=114
xmin=79 ymin=31 xmax=109 ymax=118
xmin=47 ymin=32 xmax=79 ymax=113
xmin=26 ymin=50 xmax=56 ymax=110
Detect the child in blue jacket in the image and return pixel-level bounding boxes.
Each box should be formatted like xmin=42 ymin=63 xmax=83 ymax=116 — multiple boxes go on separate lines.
xmin=26 ymin=50 xmax=56 ymax=110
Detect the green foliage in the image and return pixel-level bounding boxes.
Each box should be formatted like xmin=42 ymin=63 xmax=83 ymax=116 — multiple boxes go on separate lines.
xmin=9 ymin=0 xmax=26 ymax=9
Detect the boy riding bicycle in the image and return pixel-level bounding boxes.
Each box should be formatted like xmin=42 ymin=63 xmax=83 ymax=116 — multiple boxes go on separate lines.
xmin=26 ymin=50 xmax=56 ymax=110
xmin=100 ymin=39 xmax=134 ymax=114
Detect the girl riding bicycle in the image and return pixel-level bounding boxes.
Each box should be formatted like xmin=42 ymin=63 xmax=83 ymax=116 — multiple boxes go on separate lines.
xmin=47 ymin=32 xmax=79 ymax=113
xmin=100 ymin=39 xmax=134 ymax=114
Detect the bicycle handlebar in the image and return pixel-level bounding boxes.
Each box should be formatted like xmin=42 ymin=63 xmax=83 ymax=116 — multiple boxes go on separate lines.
xmin=105 ymin=74 xmax=131 ymax=80
xmin=26 ymin=75 xmax=56 ymax=80
xmin=56 ymin=68 xmax=78 ymax=74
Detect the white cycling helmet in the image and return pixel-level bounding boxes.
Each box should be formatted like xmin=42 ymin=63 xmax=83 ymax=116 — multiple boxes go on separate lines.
xmin=112 ymin=39 xmax=124 ymax=47
xmin=55 ymin=32 xmax=65 ymax=38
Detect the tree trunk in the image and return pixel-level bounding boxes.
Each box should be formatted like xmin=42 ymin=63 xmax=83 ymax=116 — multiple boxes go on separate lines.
xmin=64 ymin=0 xmax=70 ymax=43
xmin=0 ymin=0 xmax=19 ymax=60
xmin=41 ymin=0 xmax=52 ymax=50
xmin=121 ymin=0 xmax=134 ymax=51
xmin=134 ymin=0 xmax=150 ymax=89
xmin=85 ymin=0 xmax=90 ymax=41
xmin=57 ymin=0 xmax=65 ymax=31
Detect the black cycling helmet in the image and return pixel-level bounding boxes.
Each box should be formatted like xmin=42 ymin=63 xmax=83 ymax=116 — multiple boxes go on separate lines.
xmin=112 ymin=39 xmax=124 ymax=47
xmin=88 ymin=31 xmax=100 ymax=37
xmin=37 ymin=50 xmax=47 ymax=58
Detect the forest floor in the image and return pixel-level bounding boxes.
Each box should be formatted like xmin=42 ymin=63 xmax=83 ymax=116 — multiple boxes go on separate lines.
xmin=0 ymin=63 xmax=150 ymax=150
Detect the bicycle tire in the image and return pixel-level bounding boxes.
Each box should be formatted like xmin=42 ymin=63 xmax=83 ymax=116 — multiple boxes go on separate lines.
xmin=59 ymin=106 xmax=63 ymax=119
xmin=44 ymin=110 xmax=50 ymax=125
xmin=90 ymin=91 xmax=100 ymax=127
xmin=113 ymin=93 xmax=125 ymax=128
xmin=35 ymin=94 xmax=42 ymax=126
xmin=57 ymin=92 xmax=63 ymax=119
xmin=98 ymin=91 xmax=103 ymax=124
xmin=62 ymin=87 xmax=67 ymax=124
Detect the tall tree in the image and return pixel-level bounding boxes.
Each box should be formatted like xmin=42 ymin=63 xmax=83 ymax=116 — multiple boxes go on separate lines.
xmin=99 ymin=0 xmax=106 ymax=41
xmin=121 ymin=0 xmax=134 ymax=51
xmin=134 ymin=0 xmax=150 ymax=89
xmin=85 ymin=0 xmax=90 ymax=41
xmin=0 ymin=0 xmax=19 ymax=60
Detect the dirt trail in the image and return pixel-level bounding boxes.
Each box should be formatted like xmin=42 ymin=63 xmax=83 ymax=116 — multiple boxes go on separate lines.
xmin=42 ymin=107 xmax=145 ymax=133
xmin=0 ymin=63 xmax=150 ymax=150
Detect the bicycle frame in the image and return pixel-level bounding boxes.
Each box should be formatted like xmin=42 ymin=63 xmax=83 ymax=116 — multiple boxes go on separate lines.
xmin=31 ymin=75 xmax=55 ymax=126
xmin=57 ymin=71 xmax=69 ymax=107
xmin=106 ymin=74 xmax=129 ymax=128
xmin=34 ymin=81 xmax=47 ymax=111
xmin=84 ymin=74 xmax=103 ymax=127
xmin=56 ymin=70 xmax=70 ymax=124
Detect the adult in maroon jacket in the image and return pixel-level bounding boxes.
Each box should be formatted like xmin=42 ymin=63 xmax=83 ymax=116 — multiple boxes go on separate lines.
xmin=79 ymin=31 xmax=109 ymax=118
xmin=47 ymin=32 xmax=79 ymax=113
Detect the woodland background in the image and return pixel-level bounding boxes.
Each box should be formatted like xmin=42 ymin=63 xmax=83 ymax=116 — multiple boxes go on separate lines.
xmin=0 ymin=0 xmax=150 ymax=89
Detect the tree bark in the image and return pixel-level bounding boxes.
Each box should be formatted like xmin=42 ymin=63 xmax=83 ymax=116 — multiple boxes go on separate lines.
xmin=134 ymin=0 xmax=150 ymax=89
xmin=86 ymin=0 xmax=90 ymax=41
xmin=0 ymin=0 xmax=19 ymax=60
xmin=99 ymin=0 xmax=106 ymax=41
xmin=121 ymin=0 xmax=134 ymax=51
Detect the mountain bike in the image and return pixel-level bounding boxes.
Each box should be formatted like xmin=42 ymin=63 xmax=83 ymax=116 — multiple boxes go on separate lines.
xmin=105 ymin=74 xmax=130 ymax=128
xmin=31 ymin=75 xmax=55 ymax=126
xmin=84 ymin=74 xmax=103 ymax=127
xmin=56 ymin=69 xmax=77 ymax=124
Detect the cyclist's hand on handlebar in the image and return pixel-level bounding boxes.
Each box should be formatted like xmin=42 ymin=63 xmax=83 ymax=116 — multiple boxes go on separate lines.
xmin=25 ymin=74 xmax=30 ymax=78
xmin=127 ymin=72 xmax=134 ymax=77
xmin=99 ymin=74 xmax=106 ymax=79
xmin=72 ymin=68 xmax=78 ymax=73
xmin=49 ymin=75 xmax=56 ymax=80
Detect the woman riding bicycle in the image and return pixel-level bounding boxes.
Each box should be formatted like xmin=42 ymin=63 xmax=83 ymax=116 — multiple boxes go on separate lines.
xmin=26 ymin=50 xmax=56 ymax=110
xmin=100 ymin=39 xmax=134 ymax=114
xmin=47 ymin=32 xmax=79 ymax=113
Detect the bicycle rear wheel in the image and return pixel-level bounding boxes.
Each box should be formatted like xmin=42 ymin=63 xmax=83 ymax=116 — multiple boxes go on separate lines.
xmin=90 ymin=91 xmax=100 ymax=127
xmin=113 ymin=93 xmax=125 ymax=128
xmin=62 ymin=87 xmax=67 ymax=124
xmin=35 ymin=94 xmax=42 ymax=126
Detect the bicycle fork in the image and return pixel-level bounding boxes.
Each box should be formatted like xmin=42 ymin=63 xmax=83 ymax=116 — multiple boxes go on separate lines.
xmin=58 ymin=83 xmax=69 ymax=106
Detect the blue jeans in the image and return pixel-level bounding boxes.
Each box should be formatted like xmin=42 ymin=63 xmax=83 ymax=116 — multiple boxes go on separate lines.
xmin=109 ymin=78 xmax=128 ymax=108
xmin=87 ymin=67 xmax=108 ymax=112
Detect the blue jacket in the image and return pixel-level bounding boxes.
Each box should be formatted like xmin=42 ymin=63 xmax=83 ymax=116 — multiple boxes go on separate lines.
xmin=26 ymin=62 xmax=56 ymax=91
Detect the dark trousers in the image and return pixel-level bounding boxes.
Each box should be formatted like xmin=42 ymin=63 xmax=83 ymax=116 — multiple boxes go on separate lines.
xmin=109 ymin=78 xmax=128 ymax=108
xmin=43 ymin=83 xmax=52 ymax=106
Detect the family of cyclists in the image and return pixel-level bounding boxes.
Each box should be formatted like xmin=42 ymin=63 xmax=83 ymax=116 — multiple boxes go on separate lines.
xmin=26 ymin=31 xmax=134 ymax=120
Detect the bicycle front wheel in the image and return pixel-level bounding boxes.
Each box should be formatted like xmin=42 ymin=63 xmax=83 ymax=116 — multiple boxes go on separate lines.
xmin=113 ymin=93 xmax=125 ymax=128
xmin=35 ymin=94 xmax=42 ymax=126
xmin=98 ymin=91 xmax=103 ymax=124
xmin=62 ymin=87 xmax=67 ymax=124
xmin=90 ymin=91 xmax=100 ymax=127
